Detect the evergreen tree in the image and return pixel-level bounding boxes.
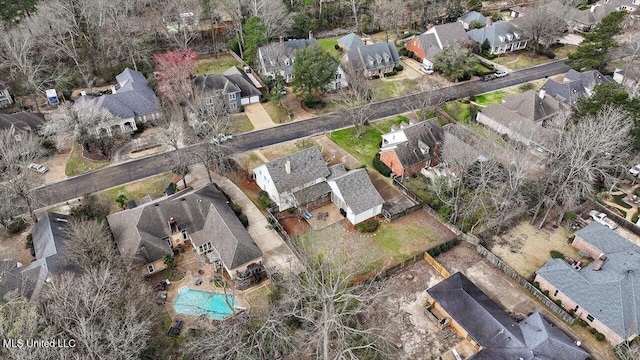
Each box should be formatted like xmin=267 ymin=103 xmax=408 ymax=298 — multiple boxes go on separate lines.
xmin=243 ymin=16 xmax=268 ymax=65
xmin=292 ymin=44 xmax=338 ymax=101
xmin=567 ymin=11 xmax=626 ymax=72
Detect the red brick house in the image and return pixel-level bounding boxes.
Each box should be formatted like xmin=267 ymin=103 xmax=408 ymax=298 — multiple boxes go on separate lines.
xmin=379 ymin=118 xmax=444 ymax=179
xmin=405 ymin=22 xmax=467 ymax=67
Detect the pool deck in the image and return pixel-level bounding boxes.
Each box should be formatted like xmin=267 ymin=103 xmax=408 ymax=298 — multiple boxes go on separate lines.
xmin=163 ymin=267 xmax=271 ymax=332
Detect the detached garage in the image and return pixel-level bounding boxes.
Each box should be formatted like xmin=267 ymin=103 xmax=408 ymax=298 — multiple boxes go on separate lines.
xmin=327 ymin=167 xmax=384 ymax=225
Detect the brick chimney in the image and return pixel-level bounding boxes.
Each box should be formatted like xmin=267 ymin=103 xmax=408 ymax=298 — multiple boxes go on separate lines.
xmin=110 ymin=85 xmax=117 ymax=94
xmin=285 ymin=160 xmax=291 ymax=174
xmin=539 ymin=87 xmax=546 ymax=99
xmin=427 ymin=23 xmax=434 ymax=30
xmin=487 ymin=16 xmax=493 ymax=26
xmin=308 ymin=30 xmax=314 ymax=40
xmin=279 ymin=36 xmax=284 ymax=43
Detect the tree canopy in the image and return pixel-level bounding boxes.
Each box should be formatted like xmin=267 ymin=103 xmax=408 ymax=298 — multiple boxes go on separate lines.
xmin=243 ymin=16 xmax=268 ymax=65
xmin=567 ymin=11 xmax=626 ymax=72
xmin=292 ymin=44 xmax=338 ymax=100
xmin=433 ymin=43 xmax=476 ymax=81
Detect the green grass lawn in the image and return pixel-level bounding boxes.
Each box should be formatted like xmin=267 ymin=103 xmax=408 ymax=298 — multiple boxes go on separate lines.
xmin=317 ymin=38 xmax=342 ymax=60
xmin=101 ymin=173 xmax=173 ymax=210
xmin=229 ymin=114 xmax=254 ymax=133
xmin=492 ymin=52 xmax=551 ymax=70
xmin=611 ymin=193 xmax=632 ymax=209
xmin=329 ymin=126 xmax=382 ymax=165
xmin=474 ymin=90 xmax=508 ymax=106
xmin=371 ymin=115 xmax=410 ymax=133
xmin=262 ymin=101 xmax=291 ymax=123
xmin=196 ymin=54 xmax=240 ymax=75
xmin=444 ymin=101 xmax=473 ymax=123
xmin=374 ymin=78 xmax=419 ymax=99
xmin=65 ymin=144 xmax=110 ymax=177
xmin=552 ymin=44 xmax=578 ymax=59
xmin=474 ymin=62 xmax=494 ymax=76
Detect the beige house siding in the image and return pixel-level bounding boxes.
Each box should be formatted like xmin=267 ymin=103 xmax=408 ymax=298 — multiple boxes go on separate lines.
xmin=227 ymin=256 xmax=264 ymax=279
xmin=144 ymin=258 xmax=168 ymax=276
xmin=572 ymin=237 xmax=603 ymax=259
xmin=534 ymin=273 xmax=625 ymax=345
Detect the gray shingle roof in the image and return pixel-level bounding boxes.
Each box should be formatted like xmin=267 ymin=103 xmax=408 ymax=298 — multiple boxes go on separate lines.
xmin=107 ymin=185 xmax=262 ymax=270
xmin=194 ymin=67 xmax=262 ymax=100
xmin=293 ymin=181 xmax=332 ymax=204
xmin=542 ymin=69 xmax=613 ymax=107
xmin=337 ymin=33 xmax=363 ymax=50
xmin=414 ymin=33 xmax=440 ymax=60
xmin=467 ymin=21 xmax=527 ymax=47
xmin=262 ymin=147 xmax=330 ymax=194
xmin=387 ymin=119 xmax=444 ymax=168
xmin=222 ymin=67 xmax=263 ymax=98
xmin=458 ymin=11 xmax=488 ymax=26
xmin=76 ymin=68 xmax=159 ymax=119
xmin=434 ymin=22 xmax=469 ymax=48
xmin=259 ymin=39 xmax=317 ymax=76
xmin=343 ymin=42 xmax=400 ymax=71
xmin=536 ymin=222 xmax=640 ymax=340
xmin=328 ymin=169 xmax=383 ymax=214
xmin=428 ymin=272 xmax=589 ymax=360
xmin=0 ymin=112 xmax=44 ymax=132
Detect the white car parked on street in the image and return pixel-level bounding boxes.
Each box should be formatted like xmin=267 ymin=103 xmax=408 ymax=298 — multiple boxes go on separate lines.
xmin=629 ymin=164 xmax=640 ymax=177
xmin=28 ymin=163 xmax=48 ymax=174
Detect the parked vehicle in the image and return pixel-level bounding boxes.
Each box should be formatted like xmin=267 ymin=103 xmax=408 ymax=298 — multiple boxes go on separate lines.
xmin=443 ymin=94 xmax=456 ymax=102
xmin=629 ymin=164 xmax=640 ymax=177
xmin=302 ymin=210 xmax=313 ymax=220
xmin=211 ymin=133 xmax=233 ymax=144
xmin=481 ymin=74 xmax=496 ymax=81
xmin=419 ymin=65 xmax=434 ymax=74
xmin=28 ymin=163 xmax=48 ymax=174
xmin=494 ymin=71 xmax=509 ymax=78
xmin=589 ymin=210 xmax=618 ymax=230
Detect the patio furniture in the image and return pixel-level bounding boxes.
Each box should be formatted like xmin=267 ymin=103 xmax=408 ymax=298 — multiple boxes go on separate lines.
xmin=195 ymin=279 xmax=203 ymax=286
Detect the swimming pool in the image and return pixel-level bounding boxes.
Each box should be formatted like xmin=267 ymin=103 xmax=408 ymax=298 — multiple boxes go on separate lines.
xmin=173 ymin=288 xmax=238 ymax=319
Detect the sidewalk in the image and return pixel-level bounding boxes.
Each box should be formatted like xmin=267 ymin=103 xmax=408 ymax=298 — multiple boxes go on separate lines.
xmin=185 ymin=164 xmax=303 ymax=275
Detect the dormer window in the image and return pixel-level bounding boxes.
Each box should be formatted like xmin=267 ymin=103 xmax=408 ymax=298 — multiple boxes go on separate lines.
xmin=514 ymin=32 xmax=521 ymax=39
xmin=367 ymin=56 xmax=374 ymax=66
xmin=383 ymin=53 xmax=390 ymax=62
xmin=376 ymin=54 xmax=382 ymax=64
xmin=284 ymin=58 xmax=291 ymax=66
xmin=498 ymin=35 xmax=505 ymax=42
xmin=506 ymin=33 xmax=513 ymax=41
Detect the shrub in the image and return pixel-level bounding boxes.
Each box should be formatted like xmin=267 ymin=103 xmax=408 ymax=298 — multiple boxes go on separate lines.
xmin=372 ymin=154 xmax=392 ymax=177
xmin=355 ymin=218 xmax=379 ymax=233
xmin=384 ymin=70 xmax=398 ymax=77
xmin=7 ymin=218 xmax=26 ymax=235
xmin=595 ymin=333 xmax=605 ymax=341
xmin=554 ymin=299 xmax=563 ymax=307
xmin=25 ymin=233 xmax=33 ymax=249
xmin=590 ymin=328 xmax=599 ymax=335
xmin=238 ymin=214 xmax=249 ymax=227
xmin=357 ymin=164 xmax=367 ymax=169
xmin=371 ymin=75 xmax=380 ymax=79
xmin=634 ymin=187 xmax=640 ymax=197
xmin=407 ymin=51 xmax=414 ymax=58
xmin=167 ymin=182 xmax=178 ymax=193
xmin=518 ymin=82 xmax=535 ymax=92
xmin=483 ymin=52 xmax=496 ymax=60
xmin=394 ymin=64 xmax=404 ymax=72
xmin=258 ymin=191 xmax=273 ymax=208
xmin=533 ymin=281 xmax=540 ymax=289
xmin=550 ymin=250 xmax=565 ymax=259
xmin=231 ymin=203 xmax=243 ymax=216
xmin=577 ymin=319 xmax=588 ymax=327
xmin=399 ymin=47 xmax=408 ymax=56
xmin=334 ymin=44 xmax=340 ymax=50
xmin=567 ymin=235 xmax=576 ymax=244
xmin=469 ymin=95 xmax=476 ymax=101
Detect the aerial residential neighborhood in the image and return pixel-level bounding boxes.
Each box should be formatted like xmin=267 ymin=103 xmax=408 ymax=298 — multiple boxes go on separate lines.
xmin=0 ymin=0 xmax=639 ymax=359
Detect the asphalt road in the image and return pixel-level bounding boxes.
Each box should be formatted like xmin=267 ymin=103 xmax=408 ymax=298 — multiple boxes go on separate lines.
xmin=32 ymin=60 xmax=569 ymax=209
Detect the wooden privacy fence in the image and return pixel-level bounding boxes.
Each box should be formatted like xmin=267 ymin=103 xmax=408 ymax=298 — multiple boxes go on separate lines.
xmin=423 ymin=251 xmax=450 ymax=279
xmin=476 ymin=245 xmax=576 ymax=325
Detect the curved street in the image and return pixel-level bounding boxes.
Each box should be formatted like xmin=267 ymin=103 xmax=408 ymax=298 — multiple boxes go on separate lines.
xmin=32 ymin=60 xmax=569 ymax=209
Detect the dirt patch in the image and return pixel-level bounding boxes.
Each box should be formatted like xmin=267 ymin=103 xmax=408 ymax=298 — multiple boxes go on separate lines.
xmin=0 ymin=224 xmax=36 ymax=265
xmin=280 ymin=216 xmax=309 ymax=237
xmin=366 ymin=260 xmax=461 ymax=359
xmin=485 ymin=220 xmax=582 ymax=279
xmin=258 ymin=139 xmax=320 ymax=161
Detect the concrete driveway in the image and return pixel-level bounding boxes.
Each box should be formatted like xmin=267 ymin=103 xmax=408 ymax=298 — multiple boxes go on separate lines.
xmin=559 ymin=33 xmax=584 ymax=46
xmin=313 ymin=135 xmax=361 ymax=169
xmin=185 ymin=164 xmax=303 ymax=275
xmin=244 ymin=103 xmax=276 ymax=130
xmin=400 ymin=58 xmax=425 ymax=80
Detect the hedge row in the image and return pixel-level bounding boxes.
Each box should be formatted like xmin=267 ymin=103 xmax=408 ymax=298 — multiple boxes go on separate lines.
xmin=426 ymin=237 xmax=461 ymax=257
xmin=355 ymin=218 xmax=379 ymax=233
xmin=372 ymin=154 xmax=392 ymax=177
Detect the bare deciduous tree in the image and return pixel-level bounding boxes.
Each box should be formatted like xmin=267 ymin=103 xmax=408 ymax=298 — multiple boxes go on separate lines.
xmin=161 ymin=0 xmax=203 ymax=49
xmin=41 ymin=265 xmax=156 ymax=360
xmin=62 ymin=219 xmax=122 ymax=271
xmin=532 ymin=106 xmax=633 ymax=227
xmin=515 ymin=4 xmax=567 ymax=50
xmin=244 ymin=0 xmax=293 ymax=37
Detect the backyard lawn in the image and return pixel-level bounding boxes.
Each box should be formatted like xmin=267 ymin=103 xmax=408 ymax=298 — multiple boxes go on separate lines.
xmin=101 ymin=173 xmax=173 ymax=210
xmin=65 ymin=144 xmax=110 ymax=177
xmin=196 ymin=54 xmax=240 ymax=75
xmin=317 ymin=37 xmax=342 ymax=60
xmin=329 ymin=126 xmax=381 ymax=165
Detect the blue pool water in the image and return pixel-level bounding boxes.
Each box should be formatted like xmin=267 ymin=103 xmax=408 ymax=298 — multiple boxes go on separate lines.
xmin=173 ymin=288 xmax=238 ymax=319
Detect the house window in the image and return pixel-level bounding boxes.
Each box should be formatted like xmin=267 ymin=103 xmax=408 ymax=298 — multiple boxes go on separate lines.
xmin=147 ymin=264 xmax=154 ymax=273
xmin=553 ymin=289 xmax=559 ymax=296
xmin=205 ymin=97 xmax=215 ymax=106
xmin=229 ymin=93 xmax=236 ymax=100
xmin=587 ymin=314 xmax=594 ymax=322
xmin=574 ymin=305 xmax=580 ymax=312
xmin=166 ymin=238 xmax=171 ymax=246
xmin=229 ymin=102 xmax=237 ymax=110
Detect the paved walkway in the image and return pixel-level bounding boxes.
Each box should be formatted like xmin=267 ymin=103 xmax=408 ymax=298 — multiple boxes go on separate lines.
xmin=244 ymin=103 xmax=276 ymax=130
xmin=602 ymin=184 xmax=640 ymax=223
xmin=185 ymin=164 xmax=303 ymax=275
xmin=473 ymin=54 xmax=509 ymax=73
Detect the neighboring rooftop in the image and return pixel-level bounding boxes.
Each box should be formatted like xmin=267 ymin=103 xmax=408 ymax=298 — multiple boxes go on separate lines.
xmin=458 ymin=11 xmax=488 ymax=26
xmin=542 ymin=69 xmax=613 ymax=106
xmin=383 ymin=118 xmax=445 ymax=168
xmin=412 ymin=22 xmax=468 ymax=60
xmin=259 ymin=39 xmax=317 ymax=76
xmin=337 ymin=32 xmax=363 ymax=50
xmin=536 ymin=222 xmax=640 ymax=341
xmin=328 ymin=169 xmax=384 ymax=214
xmin=427 ymin=272 xmax=590 ymax=360
xmin=0 ymin=112 xmax=44 ymax=133
xmin=260 ymin=147 xmax=330 ymax=194
xmin=107 ymin=185 xmax=263 ymax=270
xmin=76 ymin=68 xmax=159 ymax=119
xmin=194 ymin=67 xmax=261 ymax=99
xmin=467 ymin=21 xmax=526 ymax=47
xmin=343 ymin=42 xmax=400 ymax=71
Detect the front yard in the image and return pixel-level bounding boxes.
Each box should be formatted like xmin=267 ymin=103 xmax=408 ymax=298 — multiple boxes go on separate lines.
xmin=375 ymin=78 xmax=419 ymax=99
xmin=101 ymin=173 xmax=173 ymax=211
xmin=228 ymin=114 xmax=254 ymax=133
xmin=491 ymin=51 xmax=552 ymax=70
xmin=328 ymin=126 xmax=381 ymax=166
xmin=65 ymin=143 xmax=110 ymax=177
